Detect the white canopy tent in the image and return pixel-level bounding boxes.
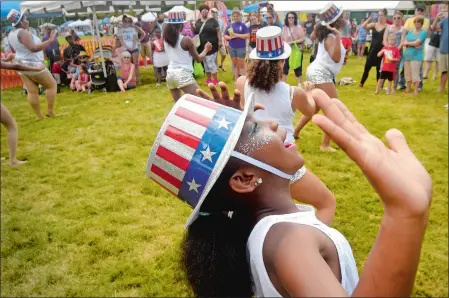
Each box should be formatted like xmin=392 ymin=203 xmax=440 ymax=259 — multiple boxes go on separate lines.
xmin=267 ymin=1 xmax=415 ymax=13
xmin=141 ymin=11 xmax=157 ymax=22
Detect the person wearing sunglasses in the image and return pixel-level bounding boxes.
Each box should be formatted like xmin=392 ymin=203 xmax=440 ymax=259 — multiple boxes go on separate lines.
xmin=117 ymin=51 xmax=136 ymax=92
xmin=399 ymin=3 xmax=430 ymax=92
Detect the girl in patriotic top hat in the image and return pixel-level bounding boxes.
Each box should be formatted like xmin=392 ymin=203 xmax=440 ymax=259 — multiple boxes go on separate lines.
xmin=233 ymin=25 xmax=336 ymax=225
xmin=163 ymin=11 xmax=213 ymax=101
xmin=293 ymin=2 xmax=346 ymax=152
xmin=146 ymin=84 xmax=432 ymax=296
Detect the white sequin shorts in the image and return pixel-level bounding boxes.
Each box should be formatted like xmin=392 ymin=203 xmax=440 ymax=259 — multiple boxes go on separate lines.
xmin=166 ymin=68 xmax=196 ymax=89
xmin=290 ymin=166 xmax=307 ymax=184
xmin=306 ymin=64 xmax=336 ymax=85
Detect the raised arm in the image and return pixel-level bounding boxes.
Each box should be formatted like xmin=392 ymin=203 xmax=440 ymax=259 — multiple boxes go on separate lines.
xmin=362 ymin=17 xmax=376 ymax=30
xmin=182 ymin=36 xmax=211 ymax=62
xmin=18 ymin=29 xmax=56 ymax=53
xmin=324 ymin=28 xmax=342 ymax=63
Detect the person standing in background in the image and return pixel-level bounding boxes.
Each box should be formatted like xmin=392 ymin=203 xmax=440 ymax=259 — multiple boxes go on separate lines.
xmin=281 ymin=11 xmax=305 ymax=87
xmin=247 ymin=13 xmax=264 ymax=61
xmin=399 ymin=3 xmax=429 ymax=91
xmin=42 ymin=27 xmax=60 ymax=71
xmin=258 ymin=2 xmax=282 ymax=27
xmin=224 ymin=8 xmax=249 ymax=81
xmin=304 ymin=14 xmax=315 ymax=51
xmin=432 ymin=5 xmax=448 ymax=93
xmin=194 ymin=4 xmax=222 ymax=85
xmin=423 ymin=18 xmax=441 ymax=80
xmin=383 ymin=11 xmax=404 ymax=90
xmin=211 ymin=7 xmax=228 ymax=72
xmin=359 ymin=9 xmax=387 ymax=88
xmin=339 ymin=11 xmax=352 ymax=64
xmin=355 ymin=17 xmax=367 ymax=60
xmin=136 ymin=17 xmax=152 ymax=69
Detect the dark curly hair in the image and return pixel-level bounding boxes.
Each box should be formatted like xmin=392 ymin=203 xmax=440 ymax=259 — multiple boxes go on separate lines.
xmin=181 ymin=156 xmax=254 ymax=297
xmin=247 ymin=60 xmax=283 ymax=93
xmin=315 ymin=21 xmax=339 ymax=42
xmin=284 ymin=11 xmax=298 ymax=26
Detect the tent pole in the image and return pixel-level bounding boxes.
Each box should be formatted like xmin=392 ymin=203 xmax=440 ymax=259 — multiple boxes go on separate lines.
xmin=93 ymin=5 xmax=107 ymax=78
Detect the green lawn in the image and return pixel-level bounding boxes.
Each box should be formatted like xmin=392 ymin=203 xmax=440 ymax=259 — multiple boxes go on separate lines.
xmin=1 ymin=53 xmax=448 ymax=297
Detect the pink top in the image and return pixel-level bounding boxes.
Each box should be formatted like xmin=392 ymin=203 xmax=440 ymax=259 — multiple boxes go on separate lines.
xmin=281 ymin=24 xmax=305 ymax=45
xmin=80 ymin=73 xmax=89 ymax=84
xmin=120 ymin=63 xmax=136 ymax=85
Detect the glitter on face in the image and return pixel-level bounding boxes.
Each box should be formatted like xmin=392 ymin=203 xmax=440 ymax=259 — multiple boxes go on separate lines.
xmin=237 ymin=128 xmax=275 ymax=156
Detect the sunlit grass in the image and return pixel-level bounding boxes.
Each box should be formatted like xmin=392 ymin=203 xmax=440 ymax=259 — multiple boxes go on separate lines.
xmin=1 ymin=52 xmax=447 ymax=296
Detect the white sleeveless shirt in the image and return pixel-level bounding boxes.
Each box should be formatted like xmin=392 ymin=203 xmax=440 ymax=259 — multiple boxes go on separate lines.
xmin=8 ymin=29 xmax=44 ymax=62
xmin=244 ymin=81 xmax=295 ymax=144
xmin=310 ymin=33 xmax=345 ymax=76
xmin=247 ymin=204 xmax=359 ymax=297
xmin=165 ymin=34 xmax=193 ymax=72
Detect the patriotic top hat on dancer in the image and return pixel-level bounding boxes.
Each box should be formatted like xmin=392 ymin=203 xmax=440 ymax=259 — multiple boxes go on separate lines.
xmin=7 ymin=9 xmax=24 ymax=27
xmin=146 ymin=94 xmax=296 ymax=227
xmin=166 ymin=11 xmax=186 ymax=23
xmin=319 ymin=2 xmax=344 ymax=26
xmin=249 ymin=26 xmax=291 ymax=60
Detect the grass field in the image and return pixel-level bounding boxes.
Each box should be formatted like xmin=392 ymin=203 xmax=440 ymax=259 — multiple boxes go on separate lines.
xmin=1 ymin=53 xmax=448 ymax=297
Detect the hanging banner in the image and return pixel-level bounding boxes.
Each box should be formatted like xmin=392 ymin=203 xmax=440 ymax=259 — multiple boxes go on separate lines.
xmin=215 ymin=1 xmax=229 ymax=27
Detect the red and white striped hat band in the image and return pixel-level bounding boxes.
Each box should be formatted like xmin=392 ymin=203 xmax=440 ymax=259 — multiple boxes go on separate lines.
xmin=145 ymin=94 xmax=293 ymax=226
xmin=167 ymin=11 xmax=186 ymax=23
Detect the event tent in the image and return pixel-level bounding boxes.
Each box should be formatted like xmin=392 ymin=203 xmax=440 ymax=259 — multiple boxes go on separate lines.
xmin=244 ymin=1 xmax=415 ymax=13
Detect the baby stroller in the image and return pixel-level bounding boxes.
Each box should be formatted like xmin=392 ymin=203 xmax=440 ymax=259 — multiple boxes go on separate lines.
xmin=88 ymin=45 xmax=119 ymax=92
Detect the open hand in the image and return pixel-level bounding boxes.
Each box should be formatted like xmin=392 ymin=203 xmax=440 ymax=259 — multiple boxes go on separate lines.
xmin=196 ymin=81 xmax=264 ymax=112
xmin=326 ymin=24 xmax=340 ymax=35
xmin=311 ymin=97 xmax=432 ymax=219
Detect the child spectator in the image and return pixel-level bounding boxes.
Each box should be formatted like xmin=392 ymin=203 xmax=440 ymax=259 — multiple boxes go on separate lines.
xmin=151 ymin=28 xmax=169 ymax=86
xmin=375 ymin=34 xmax=401 ymax=95
xmin=76 ymin=64 xmax=91 ymax=92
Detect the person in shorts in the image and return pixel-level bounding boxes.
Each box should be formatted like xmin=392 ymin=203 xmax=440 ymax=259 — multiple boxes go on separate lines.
xmin=355 ymin=18 xmax=367 ymax=60
xmin=375 ymin=35 xmax=400 ymax=95
xmin=211 ymin=7 xmax=228 ymax=72
xmin=224 ymin=8 xmax=249 ymax=81
xmin=195 ymin=4 xmax=222 ymax=85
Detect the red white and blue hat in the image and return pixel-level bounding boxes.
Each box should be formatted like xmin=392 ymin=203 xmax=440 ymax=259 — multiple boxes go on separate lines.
xmin=249 ymin=26 xmax=291 ymax=60
xmin=146 ymin=94 xmax=255 ymax=226
xmin=166 ymin=11 xmax=187 ymax=23
xmin=7 ymin=9 xmax=24 ymax=27
xmin=320 ymin=2 xmax=344 ymax=26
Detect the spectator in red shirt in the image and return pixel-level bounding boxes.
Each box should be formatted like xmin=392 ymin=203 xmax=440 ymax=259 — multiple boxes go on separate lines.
xmin=375 ymin=34 xmax=401 ymax=95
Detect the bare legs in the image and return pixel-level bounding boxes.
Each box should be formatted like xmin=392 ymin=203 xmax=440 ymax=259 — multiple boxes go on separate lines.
xmin=423 ymin=60 xmax=439 ymax=80
xmin=357 ymin=43 xmax=365 ymax=60
xmin=169 ymin=82 xmax=200 ymax=102
xmin=294 ymin=82 xmax=337 ymax=152
xmin=19 ymin=70 xmax=56 ymax=119
xmin=439 ymin=71 xmax=448 ymax=92
xmin=1 ymin=104 xmax=27 ymax=167
xmin=231 ymin=56 xmax=246 ymax=81
xmin=131 ymin=51 xmax=140 ymax=84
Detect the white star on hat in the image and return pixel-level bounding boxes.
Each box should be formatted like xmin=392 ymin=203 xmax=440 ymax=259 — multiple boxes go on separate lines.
xmin=187 ymin=178 xmax=201 ymax=193
xmin=217 ymin=117 xmax=231 ymax=130
xmin=200 ymin=146 xmax=216 ymax=163
xmin=268 ymin=52 xmax=273 ymax=57
xmin=278 ymin=49 xmax=282 ymax=55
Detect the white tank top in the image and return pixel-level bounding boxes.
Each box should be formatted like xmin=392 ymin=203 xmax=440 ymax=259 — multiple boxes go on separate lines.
xmin=8 ymin=29 xmax=44 ymax=62
xmin=247 ymin=204 xmax=359 ymax=297
xmin=165 ymin=34 xmax=193 ymax=72
xmin=244 ymin=80 xmax=295 ymax=144
xmin=310 ymin=33 xmax=345 ymax=76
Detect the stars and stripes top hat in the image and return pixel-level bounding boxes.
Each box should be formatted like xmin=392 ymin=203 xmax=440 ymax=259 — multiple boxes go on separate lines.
xmin=166 ymin=11 xmax=187 ymax=23
xmin=249 ymin=26 xmax=291 ymax=60
xmin=7 ymin=9 xmax=25 ymax=27
xmin=146 ymin=94 xmax=256 ymax=227
xmin=319 ymin=2 xmax=344 ymax=26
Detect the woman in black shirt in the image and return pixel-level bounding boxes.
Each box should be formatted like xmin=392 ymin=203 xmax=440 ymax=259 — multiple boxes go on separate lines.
xmin=423 ymin=25 xmax=441 ymax=80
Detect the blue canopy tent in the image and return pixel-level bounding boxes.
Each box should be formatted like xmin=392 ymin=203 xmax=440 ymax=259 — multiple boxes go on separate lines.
xmin=227 ymin=9 xmax=232 ymax=16
xmin=1 ymin=1 xmax=21 ymax=20
xmin=243 ymin=2 xmax=263 ymax=13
